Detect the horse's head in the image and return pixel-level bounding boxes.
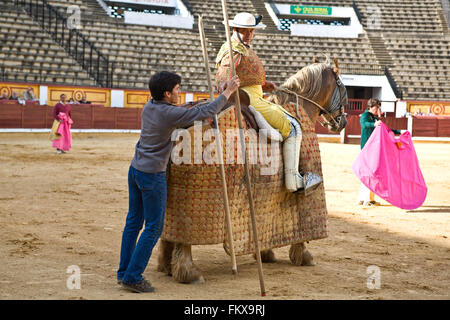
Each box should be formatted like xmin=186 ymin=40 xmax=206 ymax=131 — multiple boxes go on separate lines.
xmin=273 ymin=56 xmax=348 ymax=133
xmin=320 ymin=58 xmax=348 ymax=133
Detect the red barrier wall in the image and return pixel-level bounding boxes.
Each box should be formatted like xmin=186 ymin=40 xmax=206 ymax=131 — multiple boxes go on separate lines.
xmin=1 ymin=103 xmax=449 ymax=138
xmin=0 ymin=103 xmax=142 ymax=130
xmin=342 ymin=115 xmax=408 ymax=136
xmin=413 ymin=116 xmax=450 ymax=137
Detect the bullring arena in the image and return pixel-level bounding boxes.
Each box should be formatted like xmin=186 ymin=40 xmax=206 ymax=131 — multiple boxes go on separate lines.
xmin=1 ymin=0 xmax=450 ymax=300
xmin=0 ymin=133 xmax=449 ymax=299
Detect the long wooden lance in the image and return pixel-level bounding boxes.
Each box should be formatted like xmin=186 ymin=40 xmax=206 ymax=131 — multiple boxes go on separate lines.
xmin=219 ymin=0 xmax=266 ymax=296
xmin=198 ymin=15 xmax=238 ymax=276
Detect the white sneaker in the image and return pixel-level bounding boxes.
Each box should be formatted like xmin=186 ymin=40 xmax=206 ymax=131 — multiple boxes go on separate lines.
xmin=57 ymin=149 xmax=62 ymax=154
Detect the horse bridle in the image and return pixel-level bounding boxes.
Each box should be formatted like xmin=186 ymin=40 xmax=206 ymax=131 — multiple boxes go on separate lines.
xmin=276 ymin=71 xmax=348 ymax=129
xmin=325 ymin=73 xmax=348 ymax=129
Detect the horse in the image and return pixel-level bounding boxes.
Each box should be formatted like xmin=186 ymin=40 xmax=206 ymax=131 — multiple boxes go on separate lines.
xmin=157 ymin=57 xmax=348 ymax=284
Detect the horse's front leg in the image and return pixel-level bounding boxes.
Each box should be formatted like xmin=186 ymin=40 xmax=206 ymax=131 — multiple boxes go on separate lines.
xmin=157 ymin=239 xmax=174 ymax=276
xmin=289 ymin=242 xmax=316 ymax=266
xmin=171 ymin=243 xmax=205 ymax=284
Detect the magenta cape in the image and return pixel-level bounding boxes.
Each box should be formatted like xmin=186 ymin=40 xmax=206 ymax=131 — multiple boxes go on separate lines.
xmin=352 ymin=122 xmax=427 ymax=210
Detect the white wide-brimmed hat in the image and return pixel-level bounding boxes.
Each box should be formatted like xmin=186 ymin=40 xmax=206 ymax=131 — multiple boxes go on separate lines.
xmin=226 ymin=12 xmax=266 ymax=29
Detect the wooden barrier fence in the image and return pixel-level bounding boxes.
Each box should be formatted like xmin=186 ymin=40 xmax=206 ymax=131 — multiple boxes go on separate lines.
xmin=0 ymin=102 xmax=141 ymax=130
xmin=1 ymin=102 xmax=449 ymax=138
xmin=314 ymin=114 xmax=450 ymax=139
xmin=413 ymin=116 xmax=450 ymax=137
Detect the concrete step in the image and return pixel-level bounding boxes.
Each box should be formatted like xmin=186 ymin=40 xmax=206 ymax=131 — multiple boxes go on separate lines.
xmin=250 ymin=0 xmax=282 ymax=33
xmin=367 ymin=33 xmax=394 ymax=67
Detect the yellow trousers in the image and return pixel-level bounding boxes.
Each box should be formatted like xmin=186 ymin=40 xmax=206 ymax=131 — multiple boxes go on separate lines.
xmin=241 ymin=85 xmax=293 ymax=139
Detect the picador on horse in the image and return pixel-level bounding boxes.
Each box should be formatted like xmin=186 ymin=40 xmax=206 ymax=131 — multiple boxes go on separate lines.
xmin=157 ymin=11 xmax=349 ymax=285
xmin=216 ymin=12 xmax=323 ymax=193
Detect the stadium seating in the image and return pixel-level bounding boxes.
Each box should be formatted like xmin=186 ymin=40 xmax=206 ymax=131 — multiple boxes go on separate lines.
xmin=47 ymin=0 xmax=109 ymax=20
xmin=0 ymin=1 xmax=95 ymax=86
xmin=47 ymin=0 xmax=86 ymax=10
xmin=384 ymin=36 xmax=450 ymax=100
xmin=79 ymin=19 xmax=214 ymax=91
xmin=355 ymin=0 xmax=446 ymax=33
xmin=250 ymin=33 xmax=382 ymax=84
xmin=2 ymin=0 xmax=449 ymax=101
xmin=187 ymin=0 xmax=259 ymax=28
xmin=278 ymin=0 xmax=446 ymax=34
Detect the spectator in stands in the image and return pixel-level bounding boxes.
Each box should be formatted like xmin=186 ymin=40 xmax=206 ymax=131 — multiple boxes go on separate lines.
xmin=68 ymin=98 xmax=79 ymax=104
xmin=117 ymin=71 xmax=240 ymax=293
xmin=0 ymin=92 xmax=8 ymax=100
xmin=9 ymin=91 xmax=19 ymax=100
xmin=78 ymin=94 xmax=91 ymax=104
xmin=215 ymin=12 xmax=322 ymax=193
xmin=358 ymin=98 xmax=401 ymax=206
xmin=9 ymin=91 xmax=25 ymax=105
xmin=52 ymin=94 xmax=73 ymax=154
xmin=23 ymin=87 xmax=39 ymax=102
xmin=414 ymin=109 xmax=424 ymax=116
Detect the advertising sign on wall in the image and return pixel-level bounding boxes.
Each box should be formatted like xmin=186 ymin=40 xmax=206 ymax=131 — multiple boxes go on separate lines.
xmin=290 ymin=5 xmax=332 ymax=15
xmin=107 ymin=0 xmax=176 ymax=8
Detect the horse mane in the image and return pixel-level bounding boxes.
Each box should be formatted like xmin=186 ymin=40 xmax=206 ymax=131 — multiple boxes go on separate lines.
xmin=267 ymin=55 xmax=333 ymax=106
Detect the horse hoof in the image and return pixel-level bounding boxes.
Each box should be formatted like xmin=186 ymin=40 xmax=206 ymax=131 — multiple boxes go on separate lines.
xmin=289 ymin=245 xmax=303 ymax=266
xmin=157 ymin=240 xmax=174 ymax=276
xmin=156 ymin=264 xmax=172 ymax=276
xmin=172 ymin=262 xmax=204 ymax=284
xmin=301 ymin=250 xmax=315 ymax=266
xmin=261 ymin=250 xmax=277 ymax=263
xmin=191 ymin=276 xmax=205 ymax=284
xmin=253 ymin=250 xmax=277 ymax=263
xmin=156 ymin=264 xmax=165 ymax=273
xmin=289 ymin=243 xmax=315 ymax=266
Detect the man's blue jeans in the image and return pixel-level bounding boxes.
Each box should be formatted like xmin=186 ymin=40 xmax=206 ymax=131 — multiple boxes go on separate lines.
xmin=117 ymin=165 xmax=167 ymax=284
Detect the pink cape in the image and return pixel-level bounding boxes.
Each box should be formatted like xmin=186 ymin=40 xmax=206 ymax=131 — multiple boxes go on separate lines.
xmin=352 ymin=122 xmax=427 ymax=210
xmin=52 ymin=112 xmax=73 ymax=151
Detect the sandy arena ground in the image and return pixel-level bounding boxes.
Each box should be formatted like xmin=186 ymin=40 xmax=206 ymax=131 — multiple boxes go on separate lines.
xmin=0 ymin=132 xmax=449 ymax=300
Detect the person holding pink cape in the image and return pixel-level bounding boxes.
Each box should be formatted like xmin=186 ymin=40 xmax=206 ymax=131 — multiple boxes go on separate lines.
xmin=353 ymin=119 xmax=427 ymax=210
xmin=358 ymin=98 xmax=401 ymax=206
xmin=52 ymin=94 xmax=73 ymax=154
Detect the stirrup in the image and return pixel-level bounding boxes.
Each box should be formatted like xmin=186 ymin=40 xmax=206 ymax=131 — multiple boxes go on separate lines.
xmin=293 ymin=172 xmax=322 ymax=196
